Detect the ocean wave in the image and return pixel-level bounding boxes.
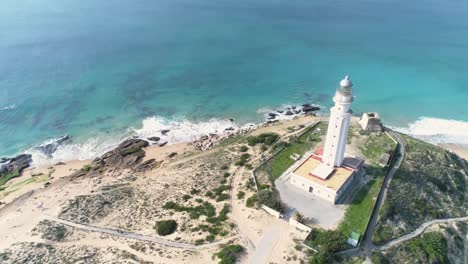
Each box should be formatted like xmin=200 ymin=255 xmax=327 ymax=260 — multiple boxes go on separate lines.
xmin=1 ymin=104 xmax=16 ymax=111
xmin=25 ymin=116 xmax=246 ymax=166
xmin=393 ymin=117 xmax=468 ymax=144
xmin=132 ymin=116 xmax=242 ymax=144
xmin=25 ymin=136 xmax=122 ymax=166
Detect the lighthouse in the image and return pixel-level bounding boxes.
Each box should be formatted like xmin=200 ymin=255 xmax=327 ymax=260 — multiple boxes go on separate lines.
xmin=289 ymin=75 xmax=362 ymax=203
xmin=322 ymin=76 xmax=354 ymax=168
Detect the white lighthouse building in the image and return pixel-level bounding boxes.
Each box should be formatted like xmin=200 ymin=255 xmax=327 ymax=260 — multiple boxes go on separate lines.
xmin=322 ymin=76 xmax=354 ymax=168
xmin=288 ymin=76 xmax=362 ymax=203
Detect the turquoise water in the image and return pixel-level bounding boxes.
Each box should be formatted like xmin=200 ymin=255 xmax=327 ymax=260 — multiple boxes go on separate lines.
xmin=1 ymin=0 xmax=468 ymax=159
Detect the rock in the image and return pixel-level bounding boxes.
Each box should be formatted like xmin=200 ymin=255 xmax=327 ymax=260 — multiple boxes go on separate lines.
xmin=158 ymin=141 xmax=168 ymax=147
xmin=34 ymin=135 xmax=70 ymax=157
xmin=267 ymin=115 xmax=276 ymax=120
xmin=135 ymin=159 xmax=161 ymax=172
xmin=302 ymin=105 xmax=320 ymax=112
xmin=0 ymin=154 xmax=32 ymax=176
xmin=285 ymin=110 xmax=294 ymax=115
xmin=0 ymin=157 xmax=10 ymax=163
xmin=55 ymin=162 xmax=66 ymax=166
xmin=161 ymin=129 xmax=170 ymax=135
xmin=229 ymin=118 xmax=235 ymax=122
xmin=225 ymin=127 xmax=235 ymax=131
xmin=71 ymin=139 xmax=148 ymax=179
xmin=277 ymin=110 xmax=284 ymax=113
xmin=200 ymin=135 xmax=209 ymax=141
xmin=302 ymin=103 xmax=311 ymax=107
xmin=147 ymin=137 xmax=160 ymax=142
xmin=292 ymin=105 xmax=297 ymax=109
xmin=168 ymin=152 xmax=177 ymax=158
xmin=295 ymin=110 xmax=301 ymax=114
xmin=268 ymin=113 xmax=278 ymax=117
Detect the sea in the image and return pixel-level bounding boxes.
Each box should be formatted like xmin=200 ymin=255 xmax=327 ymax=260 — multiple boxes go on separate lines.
xmin=1 ymin=0 xmax=468 ymax=165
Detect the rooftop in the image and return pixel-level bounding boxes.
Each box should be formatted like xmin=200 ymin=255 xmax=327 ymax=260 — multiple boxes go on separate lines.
xmin=292 ymin=155 xmax=354 ymax=191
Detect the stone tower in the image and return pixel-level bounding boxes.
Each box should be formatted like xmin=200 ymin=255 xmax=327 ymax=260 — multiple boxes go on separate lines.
xmin=322 ymin=76 xmax=354 ymax=168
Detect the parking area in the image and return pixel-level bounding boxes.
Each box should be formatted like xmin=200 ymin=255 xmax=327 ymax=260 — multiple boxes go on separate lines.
xmin=275 ymin=177 xmax=346 ymax=229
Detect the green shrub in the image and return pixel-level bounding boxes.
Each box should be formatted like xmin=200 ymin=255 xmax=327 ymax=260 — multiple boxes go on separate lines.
xmin=247 ymin=133 xmax=279 ymax=147
xmin=371 ymin=252 xmax=389 ymax=264
xmin=182 ymin=194 xmax=191 ymax=201
xmin=206 ymin=191 xmax=215 ymax=199
xmin=237 ymin=191 xmax=245 ymax=199
xmin=206 ymin=234 xmax=215 ymax=242
xmin=190 ymin=188 xmax=200 ymax=195
xmin=195 ymin=239 xmax=204 ymax=245
xmin=239 ymin=145 xmax=249 ymax=152
xmin=220 ymin=164 xmax=229 ymax=170
xmin=216 ymin=193 xmax=230 ymax=202
xmin=155 ymin=220 xmax=177 ymax=236
xmin=246 ymin=194 xmax=257 ymax=208
xmin=163 ymin=201 xmax=179 ymax=210
xmin=223 ymin=172 xmax=231 ymax=178
xmin=245 ymin=164 xmax=253 ymax=170
xmin=215 ymin=244 xmax=244 ymax=264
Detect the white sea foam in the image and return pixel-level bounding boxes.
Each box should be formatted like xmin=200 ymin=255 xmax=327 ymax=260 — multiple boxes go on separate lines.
xmin=132 ymin=116 xmax=240 ymax=144
xmin=25 ymin=136 xmax=123 ymax=166
xmin=394 ymin=117 xmax=468 ymax=144
xmin=26 ymin=116 xmax=242 ymax=166
xmin=1 ymin=104 xmax=16 ymax=111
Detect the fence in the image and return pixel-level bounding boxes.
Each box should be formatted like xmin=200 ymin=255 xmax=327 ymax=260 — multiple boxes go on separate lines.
xmin=261 ymin=205 xmax=281 ymax=218
xmin=289 ymin=218 xmax=312 ymax=232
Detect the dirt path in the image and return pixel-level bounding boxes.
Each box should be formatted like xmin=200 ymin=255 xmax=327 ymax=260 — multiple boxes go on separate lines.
xmin=45 ymin=215 xmax=239 ymax=250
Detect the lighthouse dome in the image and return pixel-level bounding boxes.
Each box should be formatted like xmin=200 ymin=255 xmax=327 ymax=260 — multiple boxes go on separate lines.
xmin=337 ymin=75 xmax=353 ymax=97
xmin=340 ymin=76 xmax=353 ymax=88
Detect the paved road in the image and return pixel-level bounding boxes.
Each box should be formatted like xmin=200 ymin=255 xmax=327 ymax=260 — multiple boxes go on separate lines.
xmin=45 ymin=215 xmax=238 ymax=250
xmin=377 ymin=216 xmax=468 ymax=250
xmin=360 ymin=130 xmax=406 ymax=259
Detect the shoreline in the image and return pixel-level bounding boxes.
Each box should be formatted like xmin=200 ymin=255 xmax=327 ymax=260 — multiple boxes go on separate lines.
xmin=3 ymin=113 xmax=468 ymax=170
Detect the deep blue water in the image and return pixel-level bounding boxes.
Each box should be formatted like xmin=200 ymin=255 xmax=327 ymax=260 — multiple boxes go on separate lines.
xmin=1 ymin=0 xmax=468 ymax=160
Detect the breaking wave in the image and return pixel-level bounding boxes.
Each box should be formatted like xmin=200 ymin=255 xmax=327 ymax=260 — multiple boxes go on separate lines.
xmin=394 ymin=117 xmax=468 ymax=144
xmin=25 ymin=116 xmax=251 ymax=166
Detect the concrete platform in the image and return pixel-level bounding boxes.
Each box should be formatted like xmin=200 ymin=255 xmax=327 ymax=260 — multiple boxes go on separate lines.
xmin=275 ymin=177 xmax=346 ymax=229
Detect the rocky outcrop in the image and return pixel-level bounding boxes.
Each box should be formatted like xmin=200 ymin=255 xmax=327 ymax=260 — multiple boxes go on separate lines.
xmin=71 ymin=139 xmax=149 ymax=179
xmin=34 ymin=135 xmax=70 ymax=157
xmin=0 ymin=154 xmax=32 ymax=183
xmin=302 ymin=105 xmax=320 ymax=112
xmin=147 ymin=136 xmax=160 ymax=142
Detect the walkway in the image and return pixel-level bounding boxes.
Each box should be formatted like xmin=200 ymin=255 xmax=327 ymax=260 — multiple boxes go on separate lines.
xmin=377 ymin=216 xmax=468 ymax=250
xmin=44 ymin=215 xmax=239 ymax=250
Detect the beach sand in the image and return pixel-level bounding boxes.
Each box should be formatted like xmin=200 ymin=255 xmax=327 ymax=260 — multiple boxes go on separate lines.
xmin=438 ymin=143 xmax=468 ymax=160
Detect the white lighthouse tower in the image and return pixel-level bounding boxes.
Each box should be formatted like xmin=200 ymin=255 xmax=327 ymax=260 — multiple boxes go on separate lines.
xmin=322 ymin=76 xmax=354 ymax=168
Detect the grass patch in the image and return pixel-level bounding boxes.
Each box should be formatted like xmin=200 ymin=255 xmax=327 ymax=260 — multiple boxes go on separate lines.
xmin=258 ymin=122 xmax=326 ymax=181
xmin=0 ymin=170 xmax=20 ymax=186
xmin=338 ymin=168 xmax=384 ymax=237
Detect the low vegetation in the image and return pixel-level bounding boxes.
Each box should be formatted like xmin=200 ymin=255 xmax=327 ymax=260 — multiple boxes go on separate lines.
xmin=374 ymin=135 xmax=466 ymax=244
xmin=215 ymin=244 xmax=244 ymax=264
xmin=0 ymin=170 xmax=19 ymax=187
xmin=155 ymin=220 xmax=177 ymax=236
xmin=381 ymin=231 xmax=450 ymax=264
xmin=306 ymin=228 xmax=347 ymax=264
xmin=247 ymin=133 xmax=279 ymax=147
